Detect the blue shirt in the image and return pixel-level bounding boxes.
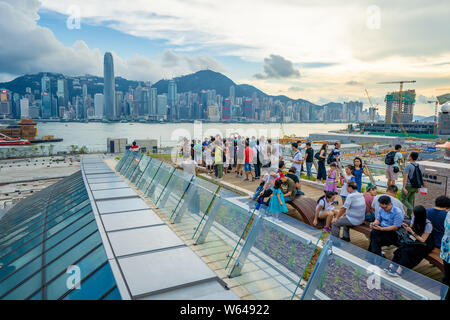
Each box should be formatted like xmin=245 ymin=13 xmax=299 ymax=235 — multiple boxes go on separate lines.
xmin=426 ymin=208 xmax=447 ymax=249
xmin=375 ymin=205 xmax=404 ymax=228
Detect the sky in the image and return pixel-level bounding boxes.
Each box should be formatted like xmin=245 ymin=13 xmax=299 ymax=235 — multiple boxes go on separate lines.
xmin=0 ymin=0 xmax=449 ymax=116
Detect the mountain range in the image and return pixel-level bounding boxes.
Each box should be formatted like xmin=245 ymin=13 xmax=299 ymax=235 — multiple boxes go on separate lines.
xmin=0 ymin=69 xmax=321 ymax=107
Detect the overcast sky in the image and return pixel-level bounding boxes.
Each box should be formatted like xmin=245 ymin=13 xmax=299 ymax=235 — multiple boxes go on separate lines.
xmin=1 ymin=0 xmax=449 ymax=115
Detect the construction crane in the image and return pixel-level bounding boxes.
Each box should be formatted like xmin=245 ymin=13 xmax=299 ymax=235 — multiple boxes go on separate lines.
xmin=359 ymin=89 xmax=378 ymax=133
xmin=378 ymin=80 xmax=416 ymax=137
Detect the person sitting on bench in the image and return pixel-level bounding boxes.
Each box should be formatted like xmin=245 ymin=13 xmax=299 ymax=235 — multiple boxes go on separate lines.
xmin=331 ymin=181 xmax=366 ymax=242
xmin=368 ymin=195 xmax=404 ymax=258
xmin=426 ymin=195 xmax=450 ymax=254
xmin=279 ymin=173 xmax=296 ymax=202
xmin=314 ymin=191 xmax=339 ymax=233
xmin=286 ymin=167 xmax=305 ymax=196
xmin=385 ymin=205 xmax=433 ymax=277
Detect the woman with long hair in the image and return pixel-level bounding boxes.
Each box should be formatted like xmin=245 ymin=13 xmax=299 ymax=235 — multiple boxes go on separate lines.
xmin=314 ymin=191 xmax=339 ymax=233
xmin=317 ymin=143 xmax=328 ymax=182
xmin=353 ymin=157 xmax=370 ymax=192
xmin=385 ymin=205 xmax=433 ymax=277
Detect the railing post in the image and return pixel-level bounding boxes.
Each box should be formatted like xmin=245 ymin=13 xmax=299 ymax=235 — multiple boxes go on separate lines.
xmin=155 ymin=168 xmax=176 ymax=205
xmin=300 ymin=237 xmax=333 ymax=300
xmin=193 ymin=190 xmax=223 ymax=244
xmin=228 ymin=214 xmax=263 ymax=278
xmin=169 ymin=175 xmax=194 ymax=221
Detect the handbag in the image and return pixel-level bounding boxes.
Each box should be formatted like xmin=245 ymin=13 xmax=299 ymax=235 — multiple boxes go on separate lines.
xmin=396 ymin=227 xmax=426 ymax=247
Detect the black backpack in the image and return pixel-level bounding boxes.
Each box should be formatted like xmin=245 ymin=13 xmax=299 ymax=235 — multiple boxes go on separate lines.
xmin=314 ymin=151 xmax=321 ymax=160
xmin=409 ymin=163 xmax=423 ymax=188
xmin=327 ymin=150 xmax=335 ymax=164
xmin=385 ymin=151 xmax=396 ymax=165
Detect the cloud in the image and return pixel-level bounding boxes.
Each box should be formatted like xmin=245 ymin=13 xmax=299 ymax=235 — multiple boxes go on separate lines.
xmin=0 ymin=0 xmax=224 ymax=82
xmin=345 ymin=80 xmax=362 ymax=86
xmin=254 ymin=55 xmax=300 ymax=79
xmin=287 ymin=86 xmax=303 ymax=92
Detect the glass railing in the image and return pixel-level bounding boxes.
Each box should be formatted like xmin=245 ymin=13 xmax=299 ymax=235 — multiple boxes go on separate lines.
xmin=115 ymin=150 xmax=132 ymax=172
xmin=145 ymin=163 xmax=175 ymax=204
xmin=156 ymin=170 xmax=193 ymax=219
xmin=302 ymin=235 xmax=448 ymax=300
xmin=225 ymin=208 xmax=323 ymax=300
xmin=129 ymin=156 xmax=152 ymax=184
xmin=117 ymin=150 xmax=135 ymax=175
xmin=123 ymin=153 xmax=143 ymax=180
xmin=135 ymin=158 xmax=162 ymax=192
xmin=170 ymin=178 xmax=219 ymax=239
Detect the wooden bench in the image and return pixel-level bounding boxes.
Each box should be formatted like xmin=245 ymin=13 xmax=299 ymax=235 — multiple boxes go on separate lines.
xmin=286 ymin=197 xmax=445 ymax=273
xmin=287 ymin=197 xmax=324 ymax=228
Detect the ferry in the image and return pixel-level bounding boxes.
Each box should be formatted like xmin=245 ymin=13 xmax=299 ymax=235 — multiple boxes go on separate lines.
xmin=0 ymin=134 xmax=31 ymax=146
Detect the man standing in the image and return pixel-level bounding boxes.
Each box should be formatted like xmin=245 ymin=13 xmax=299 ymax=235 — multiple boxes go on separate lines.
xmin=368 ymin=196 xmax=404 ymax=257
xmin=385 ymin=144 xmax=404 ymax=186
xmin=291 ymin=142 xmax=303 ymax=180
xmin=331 ymin=181 xmax=366 ymax=241
xmin=304 ymin=142 xmax=314 ymax=179
xmin=401 ymin=152 xmax=424 ymax=217
xmin=214 ymin=138 xmax=223 ymax=180
xmin=130 ymin=141 xmax=139 ymax=152
xmin=244 ymin=141 xmax=255 ymax=181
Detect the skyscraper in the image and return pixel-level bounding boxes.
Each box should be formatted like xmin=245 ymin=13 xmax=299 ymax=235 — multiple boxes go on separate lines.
xmin=57 ymin=79 xmax=68 ymax=108
xmin=168 ymin=80 xmax=177 ymax=107
xmin=103 ymin=52 xmax=116 ymax=120
xmin=94 ymin=93 xmax=104 ymax=118
xmin=150 ymin=87 xmax=157 ymax=118
xmin=41 ymin=74 xmax=51 ymax=94
xmin=229 ymin=85 xmax=235 ymax=105
xmin=20 ymin=98 xmax=29 ymax=119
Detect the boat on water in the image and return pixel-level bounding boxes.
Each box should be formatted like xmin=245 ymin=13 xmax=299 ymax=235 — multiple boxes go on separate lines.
xmin=0 ymin=134 xmax=30 ymax=146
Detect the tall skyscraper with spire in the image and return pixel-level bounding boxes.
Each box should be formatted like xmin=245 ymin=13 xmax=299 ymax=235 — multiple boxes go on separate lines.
xmin=103 ymin=52 xmax=116 ymax=120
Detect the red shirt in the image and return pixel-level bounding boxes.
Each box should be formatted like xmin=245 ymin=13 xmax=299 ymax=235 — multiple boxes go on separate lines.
xmin=244 ymin=147 xmax=253 ymax=163
xmin=363 ymin=193 xmax=374 ymax=214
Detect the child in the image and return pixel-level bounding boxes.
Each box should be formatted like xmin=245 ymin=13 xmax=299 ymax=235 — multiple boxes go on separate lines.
xmin=314 ymin=191 xmax=339 ymax=233
xmin=268 ymin=179 xmax=288 ymax=219
xmin=340 ymin=165 xmax=355 ymax=203
xmin=324 ymin=162 xmax=338 ymax=193
xmin=205 ymin=144 xmax=213 ymax=174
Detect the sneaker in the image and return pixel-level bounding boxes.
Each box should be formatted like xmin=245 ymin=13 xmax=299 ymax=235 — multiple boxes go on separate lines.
xmin=323 ymin=226 xmax=331 ymax=233
xmin=384 ymin=267 xmax=400 ymax=277
xmin=341 ymin=237 xmax=350 ymax=242
xmin=243 ymin=178 xmax=249 ymax=181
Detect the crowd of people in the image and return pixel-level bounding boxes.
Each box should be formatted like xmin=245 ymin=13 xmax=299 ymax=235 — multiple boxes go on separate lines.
xmin=175 ymin=136 xmax=449 ymax=296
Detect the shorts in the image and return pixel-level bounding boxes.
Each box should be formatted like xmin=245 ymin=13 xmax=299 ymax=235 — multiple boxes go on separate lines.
xmin=386 ymin=166 xmax=399 ymax=180
xmin=244 ymin=162 xmax=252 ymax=172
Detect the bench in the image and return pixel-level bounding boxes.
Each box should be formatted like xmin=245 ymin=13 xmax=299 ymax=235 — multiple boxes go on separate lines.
xmin=286 ymin=197 xmax=445 ymax=273
xmin=287 ymin=197 xmax=324 ymax=229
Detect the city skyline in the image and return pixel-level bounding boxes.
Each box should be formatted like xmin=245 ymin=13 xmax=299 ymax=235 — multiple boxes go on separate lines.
xmin=0 ymin=0 xmax=449 ymax=116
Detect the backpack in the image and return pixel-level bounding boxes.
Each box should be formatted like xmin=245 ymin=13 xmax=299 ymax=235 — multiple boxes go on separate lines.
xmin=327 ymin=150 xmax=335 ymax=164
xmin=409 ymin=163 xmax=423 ymax=188
xmin=314 ymin=151 xmax=321 ymax=160
xmin=385 ymin=151 xmax=396 ymax=165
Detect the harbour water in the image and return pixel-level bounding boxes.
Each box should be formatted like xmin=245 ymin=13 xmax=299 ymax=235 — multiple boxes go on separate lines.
xmin=1 ymin=122 xmax=349 ymax=154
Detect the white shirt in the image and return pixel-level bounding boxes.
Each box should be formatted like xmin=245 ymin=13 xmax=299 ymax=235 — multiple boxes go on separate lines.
xmin=180 ymin=159 xmax=197 ymax=176
xmin=343 ymin=191 xmax=366 ymax=225
xmin=292 ymin=150 xmax=303 ymax=172
xmin=372 ymin=194 xmax=406 ymax=216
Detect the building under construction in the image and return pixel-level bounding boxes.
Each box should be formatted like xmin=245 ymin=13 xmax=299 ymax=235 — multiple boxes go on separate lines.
xmin=385 ymin=89 xmax=416 ymax=123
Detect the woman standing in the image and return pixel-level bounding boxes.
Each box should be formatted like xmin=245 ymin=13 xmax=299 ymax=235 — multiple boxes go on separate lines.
xmin=353 ymin=157 xmax=370 ymax=193
xmin=385 ymin=205 xmax=433 ymax=277
xmin=317 ymin=144 xmax=328 ymax=182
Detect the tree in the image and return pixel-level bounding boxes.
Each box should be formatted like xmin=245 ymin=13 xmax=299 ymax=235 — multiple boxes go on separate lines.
xmin=47 ymin=144 xmax=55 ymax=156
xmin=79 ymin=146 xmax=88 ymax=154
xmin=70 ymin=145 xmax=78 ymax=154
xmin=39 ymin=145 xmax=46 ymax=156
